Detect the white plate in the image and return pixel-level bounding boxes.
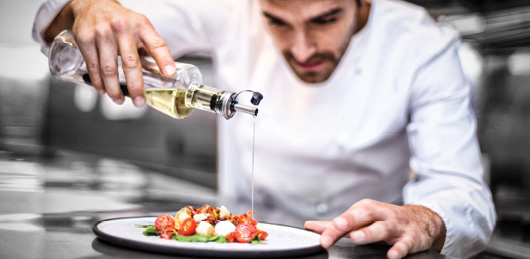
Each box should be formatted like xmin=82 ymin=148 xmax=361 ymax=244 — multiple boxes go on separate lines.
xmin=93 ymin=216 xmax=324 ymax=257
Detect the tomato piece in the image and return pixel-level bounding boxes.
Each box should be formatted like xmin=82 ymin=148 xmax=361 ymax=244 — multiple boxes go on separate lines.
xmin=233 ymin=212 xmax=257 ymax=226
xmin=178 ymin=218 xmax=197 ymax=236
xmin=198 ymin=204 xmax=213 ymax=214
xmin=234 ymin=223 xmax=257 ymax=243
xmin=225 ymin=232 xmax=236 ymax=243
xmin=155 ymin=214 xmax=175 ymax=232
xmin=257 ymin=229 xmax=268 ymax=241
xmin=160 ymin=232 xmax=173 ymax=239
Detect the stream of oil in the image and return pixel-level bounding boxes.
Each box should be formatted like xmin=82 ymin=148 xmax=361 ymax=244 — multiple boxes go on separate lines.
xmin=251 ymin=116 xmax=256 ymax=217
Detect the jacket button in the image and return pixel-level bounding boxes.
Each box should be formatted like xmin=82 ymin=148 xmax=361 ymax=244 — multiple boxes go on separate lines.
xmin=315 ymin=202 xmax=328 ymax=215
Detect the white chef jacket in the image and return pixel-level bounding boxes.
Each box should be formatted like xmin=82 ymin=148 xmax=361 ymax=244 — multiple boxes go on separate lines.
xmin=33 ymin=0 xmax=496 ymax=257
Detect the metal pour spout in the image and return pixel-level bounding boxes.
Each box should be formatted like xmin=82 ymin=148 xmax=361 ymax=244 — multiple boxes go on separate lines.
xmin=231 ymin=90 xmax=263 ymax=117
xmin=233 ymin=103 xmax=259 ymax=117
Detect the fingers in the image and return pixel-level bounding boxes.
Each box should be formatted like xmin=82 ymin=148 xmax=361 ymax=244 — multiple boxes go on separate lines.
xmin=138 ymin=20 xmax=176 ymax=77
xmin=76 ymin=31 xmax=105 ymax=95
xmin=304 ymin=221 xmax=331 ymax=233
xmin=319 ymin=216 xmax=360 ymax=248
xmin=315 ymin=201 xmax=442 ymax=259
xmin=70 ymin=5 xmax=173 ymax=108
xmin=96 ymin=28 xmax=123 ymax=104
xmin=348 ymin=220 xmax=395 ymax=244
xmin=319 ymin=199 xmax=386 ymax=248
xmin=117 ymin=37 xmax=144 ymax=107
xmin=114 ymin=20 xmax=145 ymax=107
xmin=387 ymin=238 xmax=414 ymax=259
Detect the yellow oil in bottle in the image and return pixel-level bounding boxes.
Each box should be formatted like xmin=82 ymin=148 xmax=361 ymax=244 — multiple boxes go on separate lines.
xmin=144 ymin=88 xmax=194 ymax=119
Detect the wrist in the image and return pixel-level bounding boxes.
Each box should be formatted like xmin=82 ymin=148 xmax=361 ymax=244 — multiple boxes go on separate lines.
xmin=430 ymin=214 xmax=446 ymax=252
xmin=44 ymin=0 xmax=74 ymax=42
xmin=404 ymin=204 xmax=446 ymax=252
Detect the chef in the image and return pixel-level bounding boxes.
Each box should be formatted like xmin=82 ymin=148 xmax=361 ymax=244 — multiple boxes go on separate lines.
xmin=33 ymin=0 xmax=496 ymax=258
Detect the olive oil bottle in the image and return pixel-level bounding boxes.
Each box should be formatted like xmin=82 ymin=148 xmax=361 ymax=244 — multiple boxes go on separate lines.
xmin=48 ymin=30 xmax=262 ymax=119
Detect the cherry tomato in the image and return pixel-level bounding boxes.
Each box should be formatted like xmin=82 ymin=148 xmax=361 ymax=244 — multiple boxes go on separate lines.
xmin=257 ymin=229 xmax=268 ymax=241
xmin=178 ymin=218 xmax=197 ymax=236
xmin=234 ymin=223 xmax=257 ymax=243
xmin=155 ymin=214 xmax=175 ymax=232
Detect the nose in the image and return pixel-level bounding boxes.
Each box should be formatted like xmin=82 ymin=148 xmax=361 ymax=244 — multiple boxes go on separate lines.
xmin=291 ymin=29 xmax=316 ymax=63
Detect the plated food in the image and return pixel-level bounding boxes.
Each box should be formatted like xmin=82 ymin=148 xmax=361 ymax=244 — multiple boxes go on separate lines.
xmin=138 ymin=205 xmax=268 ymax=244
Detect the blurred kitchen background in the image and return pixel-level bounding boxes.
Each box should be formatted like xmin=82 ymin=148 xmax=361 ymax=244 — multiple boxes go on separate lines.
xmin=1 ymin=0 xmax=530 ymax=258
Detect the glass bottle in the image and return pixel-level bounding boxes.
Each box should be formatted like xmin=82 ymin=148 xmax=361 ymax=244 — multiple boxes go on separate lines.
xmin=48 ymin=30 xmax=262 ymax=119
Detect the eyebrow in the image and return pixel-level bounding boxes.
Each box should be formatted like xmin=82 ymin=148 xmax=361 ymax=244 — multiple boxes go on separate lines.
xmin=262 ymin=11 xmax=284 ymax=23
xmin=310 ymin=7 xmax=343 ymax=22
xmin=262 ymin=7 xmax=344 ymax=24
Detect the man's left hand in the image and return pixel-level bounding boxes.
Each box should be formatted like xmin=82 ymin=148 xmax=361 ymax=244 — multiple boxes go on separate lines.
xmin=304 ymin=199 xmax=446 ymax=259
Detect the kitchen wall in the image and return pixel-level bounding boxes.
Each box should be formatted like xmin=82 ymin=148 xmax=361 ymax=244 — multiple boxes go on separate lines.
xmin=434 ymin=2 xmax=530 ymax=258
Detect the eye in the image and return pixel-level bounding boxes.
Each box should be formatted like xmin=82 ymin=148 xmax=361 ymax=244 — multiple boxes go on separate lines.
xmin=267 ymin=18 xmax=287 ymax=28
xmin=312 ymin=17 xmax=337 ymax=25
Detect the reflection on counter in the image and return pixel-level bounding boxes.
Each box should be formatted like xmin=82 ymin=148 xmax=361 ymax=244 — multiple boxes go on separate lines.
xmin=0 ymin=150 xmax=217 ymax=214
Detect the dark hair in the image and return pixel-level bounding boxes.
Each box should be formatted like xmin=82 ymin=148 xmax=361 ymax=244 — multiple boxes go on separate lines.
xmin=356 ymin=0 xmax=361 ymax=6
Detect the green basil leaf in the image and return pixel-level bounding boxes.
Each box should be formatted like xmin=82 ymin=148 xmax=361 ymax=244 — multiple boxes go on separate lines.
xmin=142 ymin=226 xmax=159 ymax=236
xmin=215 ymin=236 xmax=228 ymax=243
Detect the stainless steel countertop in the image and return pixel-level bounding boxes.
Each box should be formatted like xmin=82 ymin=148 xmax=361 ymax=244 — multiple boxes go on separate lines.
xmin=0 ymin=150 xmax=450 ymax=259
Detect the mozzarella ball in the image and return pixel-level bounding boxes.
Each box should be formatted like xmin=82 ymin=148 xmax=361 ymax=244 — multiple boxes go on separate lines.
xmin=193 ymin=213 xmax=209 ymax=222
xmin=196 ymin=221 xmax=214 ymax=237
xmin=214 ymin=221 xmax=236 ymax=236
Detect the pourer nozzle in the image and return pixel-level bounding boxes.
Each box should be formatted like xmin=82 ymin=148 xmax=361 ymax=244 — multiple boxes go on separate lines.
xmin=233 ymin=103 xmax=258 ymax=117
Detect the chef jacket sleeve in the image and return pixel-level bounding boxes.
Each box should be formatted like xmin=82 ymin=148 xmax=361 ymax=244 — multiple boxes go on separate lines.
xmin=403 ymin=38 xmax=496 ymax=257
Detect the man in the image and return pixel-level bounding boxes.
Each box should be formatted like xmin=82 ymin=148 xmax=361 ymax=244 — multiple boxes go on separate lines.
xmin=33 ymin=0 xmax=496 ymax=258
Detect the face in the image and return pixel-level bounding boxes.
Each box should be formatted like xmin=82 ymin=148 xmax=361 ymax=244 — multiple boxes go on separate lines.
xmin=260 ymin=0 xmax=360 ymax=83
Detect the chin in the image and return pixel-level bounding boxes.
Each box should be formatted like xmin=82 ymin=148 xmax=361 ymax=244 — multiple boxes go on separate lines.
xmin=296 ymin=72 xmax=332 ymax=84
xmin=290 ymin=63 xmax=334 ymax=84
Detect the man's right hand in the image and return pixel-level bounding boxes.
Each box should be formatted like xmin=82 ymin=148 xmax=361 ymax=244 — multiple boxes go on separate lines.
xmin=45 ymin=0 xmax=176 ymax=107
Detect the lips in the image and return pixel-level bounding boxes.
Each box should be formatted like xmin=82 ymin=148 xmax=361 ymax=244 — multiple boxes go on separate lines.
xmin=293 ymin=59 xmax=325 ymax=70
xmin=294 ymin=60 xmax=324 ymax=70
